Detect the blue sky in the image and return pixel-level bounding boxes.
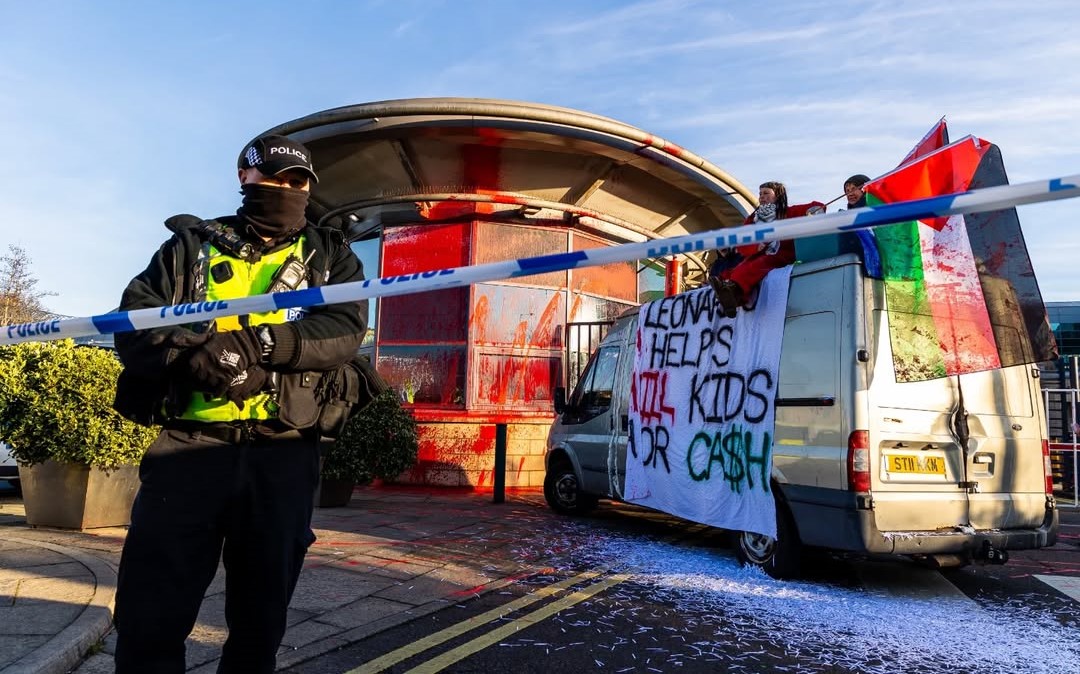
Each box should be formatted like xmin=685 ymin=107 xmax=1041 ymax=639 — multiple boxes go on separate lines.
xmin=2 ymin=0 xmax=1078 ymax=317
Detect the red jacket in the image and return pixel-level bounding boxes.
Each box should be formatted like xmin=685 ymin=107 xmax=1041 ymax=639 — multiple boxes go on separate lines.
xmin=726 ymin=201 xmax=825 ymax=294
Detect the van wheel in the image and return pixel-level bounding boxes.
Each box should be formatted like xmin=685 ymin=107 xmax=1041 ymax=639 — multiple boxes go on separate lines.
xmin=736 ymin=501 xmax=802 ymax=579
xmin=544 ymin=463 xmax=597 ymax=516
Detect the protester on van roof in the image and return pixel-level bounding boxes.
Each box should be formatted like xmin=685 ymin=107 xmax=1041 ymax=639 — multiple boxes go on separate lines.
xmin=844 ymin=173 xmax=871 ymax=209
xmin=709 ymin=181 xmax=825 ymax=317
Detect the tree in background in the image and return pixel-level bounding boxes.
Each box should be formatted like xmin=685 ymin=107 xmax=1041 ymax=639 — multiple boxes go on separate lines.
xmin=0 ymin=244 xmax=56 ymax=324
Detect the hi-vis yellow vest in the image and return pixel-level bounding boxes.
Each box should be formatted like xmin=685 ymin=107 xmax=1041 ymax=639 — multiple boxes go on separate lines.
xmin=178 ymin=238 xmax=306 ymax=423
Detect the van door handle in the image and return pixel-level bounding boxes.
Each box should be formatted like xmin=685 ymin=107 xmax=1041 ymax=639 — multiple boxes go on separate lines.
xmin=620 ymin=415 xmax=629 ymax=432
xmin=973 ymin=453 xmax=993 ymax=465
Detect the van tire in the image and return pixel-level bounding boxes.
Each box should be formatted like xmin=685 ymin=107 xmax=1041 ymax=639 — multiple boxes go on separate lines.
xmin=736 ymin=499 xmax=802 ymax=579
xmin=544 ymin=462 xmax=597 ymax=516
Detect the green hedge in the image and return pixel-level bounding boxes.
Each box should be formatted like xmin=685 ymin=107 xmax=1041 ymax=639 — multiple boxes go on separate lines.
xmin=323 ymin=390 xmax=419 ymax=483
xmin=0 ymin=341 xmax=156 ymax=470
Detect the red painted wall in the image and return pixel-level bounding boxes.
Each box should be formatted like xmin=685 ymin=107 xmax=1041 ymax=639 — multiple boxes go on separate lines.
xmin=376 ymin=220 xmax=638 ymax=487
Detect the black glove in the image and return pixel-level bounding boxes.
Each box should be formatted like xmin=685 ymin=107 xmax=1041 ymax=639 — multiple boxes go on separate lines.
xmin=149 ymin=327 xmax=213 ymax=349
xmin=185 ymin=328 xmax=264 ymax=397
xmin=144 ymin=328 xmax=213 ymax=374
xmin=225 ymin=366 xmax=270 ymax=411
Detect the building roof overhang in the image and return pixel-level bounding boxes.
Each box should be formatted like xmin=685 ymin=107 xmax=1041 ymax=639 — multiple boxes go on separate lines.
xmin=260 ymin=98 xmax=754 ymax=276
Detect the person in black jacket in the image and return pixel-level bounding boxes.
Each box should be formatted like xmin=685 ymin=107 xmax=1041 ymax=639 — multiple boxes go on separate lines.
xmin=112 ymin=134 xmax=367 ymax=673
xmin=843 ymin=173 xmax=870 ymax=209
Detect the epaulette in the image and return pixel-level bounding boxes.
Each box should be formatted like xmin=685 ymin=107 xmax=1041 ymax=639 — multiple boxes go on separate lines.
xmin=164 ymin=213 xmax=204 ymax=234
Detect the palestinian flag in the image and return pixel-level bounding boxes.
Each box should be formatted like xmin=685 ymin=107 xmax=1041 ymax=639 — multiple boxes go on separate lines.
xmin=898 ymin=116 xmax=948 ymax=168
xmin=865 ymin=135 xmax=1057 ymax=382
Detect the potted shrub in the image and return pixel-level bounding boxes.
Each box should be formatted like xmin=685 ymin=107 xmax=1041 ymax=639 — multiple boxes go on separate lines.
xmin=317 ymin=390 xmax=419 ymax=507
xmin=0 ymin=340 xmax=157 ymax=529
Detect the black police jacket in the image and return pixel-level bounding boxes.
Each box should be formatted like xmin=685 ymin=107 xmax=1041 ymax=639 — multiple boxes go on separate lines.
xmin=113 ymin=215 xmax=367 ymax=429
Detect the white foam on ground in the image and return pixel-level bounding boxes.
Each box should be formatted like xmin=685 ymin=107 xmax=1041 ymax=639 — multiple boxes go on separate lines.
xmin=593 ymin=538 xmax=1080 ymax=674
xmin=512 ymin=522 xmax=1080 ymax=673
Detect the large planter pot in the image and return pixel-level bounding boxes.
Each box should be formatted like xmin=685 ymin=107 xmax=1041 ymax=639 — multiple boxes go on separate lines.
xmin=315 ymin=478 xmax=356 ymax=508
xmin=18 ymin=460 xmax=140 ymax=529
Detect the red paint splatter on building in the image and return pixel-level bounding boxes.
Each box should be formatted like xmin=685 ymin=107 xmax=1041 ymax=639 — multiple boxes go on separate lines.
xmin=383 ymin=224 xmax=471 ymax=273
xmin=639 ymin=135 xmax=685 ymax=158
xmin=665 ymin=141 xmax=685 ymax=158
xmin=441 ymin=351 xmax=463 ymax=406
xmin=491 ymin=322 xmax=526 ymax=405
xmin=475 ymin=424 xmax=496 ymax=448
xmin=417 ymin=424 xmax=495 ymax=463
xmin=511 ymin=321 xmax=529 ymax=349
xmin=464 ymin=143 xmax=502 ymax=215
xmin=372 ymin=133 xmax=645 ymax=487
xmin=417 ymin=201 xmax=476 ymax=221
xmin=568 ymin=293 xmax=583 ymax=321
xmin=480 ymin=290 xmax=565 ymax=405
xmin=470 ymin=295 xmax=490 ymax=343
xmin=530 ymin=293 xmax=562 ymax=349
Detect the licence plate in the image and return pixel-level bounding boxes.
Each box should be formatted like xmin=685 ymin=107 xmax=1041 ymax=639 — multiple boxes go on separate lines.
xmin=886 ymin=454 xmax=946 ymax=475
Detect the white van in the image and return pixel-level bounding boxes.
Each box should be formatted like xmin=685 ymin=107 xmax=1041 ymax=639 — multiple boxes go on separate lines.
xmin=0 ymin=442 xmax=20 ymax=495
xmin=544 ymin=253 xmax=1059 ymax=578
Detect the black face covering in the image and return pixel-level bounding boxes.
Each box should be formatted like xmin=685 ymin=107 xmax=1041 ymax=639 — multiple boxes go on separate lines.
xmin=237 ymin=183 xmax=310 ymax=240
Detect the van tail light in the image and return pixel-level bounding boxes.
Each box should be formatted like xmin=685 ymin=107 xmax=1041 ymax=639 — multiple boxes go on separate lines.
xmin=847 ymin=430 xmax=871 ymax=493
xmin=1042 ymin=439 xmax=1053 ymax=495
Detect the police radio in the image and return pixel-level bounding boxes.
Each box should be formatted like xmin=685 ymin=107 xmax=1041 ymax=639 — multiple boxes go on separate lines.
xmin=267 ymin=251 xmax=315 ymax=294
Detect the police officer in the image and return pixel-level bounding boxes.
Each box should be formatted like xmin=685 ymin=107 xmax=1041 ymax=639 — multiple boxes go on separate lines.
xmin=112 ymin=134 xmax=367 ymax=673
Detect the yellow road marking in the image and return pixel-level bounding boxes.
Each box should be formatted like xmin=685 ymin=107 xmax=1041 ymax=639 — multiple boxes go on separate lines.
xmin=344 ymin=569 xmax=604 ymax=674
xmin=347 ymin=519 xmax=690 ymax=673
xmin=405 ymin=573 xmax=629 ymax=674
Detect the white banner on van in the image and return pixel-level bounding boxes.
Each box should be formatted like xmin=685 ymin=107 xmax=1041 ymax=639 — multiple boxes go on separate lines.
xmin=624 ymin=266 xmax=792 ymax=539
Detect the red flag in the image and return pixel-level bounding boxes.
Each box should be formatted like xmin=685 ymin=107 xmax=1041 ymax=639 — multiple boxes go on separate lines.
xmin=898 ymin=116 xmax=948 ymax=168
xmin=850 ymin=119 xmax=949 ymax=279
xmin=864 ymin=135 xmax=1056 ymax=381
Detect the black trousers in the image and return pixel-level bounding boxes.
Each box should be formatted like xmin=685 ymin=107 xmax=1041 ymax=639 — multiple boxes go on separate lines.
xmin=114 ymin=426 xmax=320 ymax=674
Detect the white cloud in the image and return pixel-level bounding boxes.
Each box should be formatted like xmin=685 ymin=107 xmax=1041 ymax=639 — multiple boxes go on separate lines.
xmin=542 ymin=0 xmax=710 ymax=36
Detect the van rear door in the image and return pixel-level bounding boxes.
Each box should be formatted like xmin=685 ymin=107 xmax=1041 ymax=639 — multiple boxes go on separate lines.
xmin=956 ymin=364 xmax=1047 ymax=530
xmin=866 ymin=304 xmax=1046 ymax=533
xmin=867 ymin=330 xmax=972 ymax=533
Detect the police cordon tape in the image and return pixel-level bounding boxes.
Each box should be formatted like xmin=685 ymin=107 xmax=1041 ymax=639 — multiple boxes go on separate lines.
xmin=2 ymin=173 xmax=1079 ymax=346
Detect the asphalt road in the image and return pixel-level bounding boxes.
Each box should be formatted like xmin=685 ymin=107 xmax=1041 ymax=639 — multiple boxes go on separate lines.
xmin=2 ymin=476 xmax=1074 ymax=674
xmin=281 ymin=503 xmax=1080 ymax=674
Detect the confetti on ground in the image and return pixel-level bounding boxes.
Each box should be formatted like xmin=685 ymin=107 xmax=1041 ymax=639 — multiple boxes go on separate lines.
xmin=507 ymin=519 xmax=1080 ymax=674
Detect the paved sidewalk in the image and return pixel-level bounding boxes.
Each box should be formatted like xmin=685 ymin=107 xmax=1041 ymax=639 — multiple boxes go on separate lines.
xmin=0 ymin=486 xmax=558 ymax=674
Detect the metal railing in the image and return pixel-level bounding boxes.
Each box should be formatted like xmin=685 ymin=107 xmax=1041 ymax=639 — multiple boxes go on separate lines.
xmin=1043 ymin=386 xmax=1078 ymax=508
xmin=563 ymin=320 xmax=613 ymax=393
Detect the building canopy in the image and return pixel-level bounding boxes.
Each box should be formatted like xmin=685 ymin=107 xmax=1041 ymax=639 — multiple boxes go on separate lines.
xmin=260 ymin=98 xmax=753 ymax=283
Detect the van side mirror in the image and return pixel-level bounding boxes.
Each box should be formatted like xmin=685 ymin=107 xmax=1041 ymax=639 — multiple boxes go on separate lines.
xmin=554 ymin=387 xmax=567 ymax=415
